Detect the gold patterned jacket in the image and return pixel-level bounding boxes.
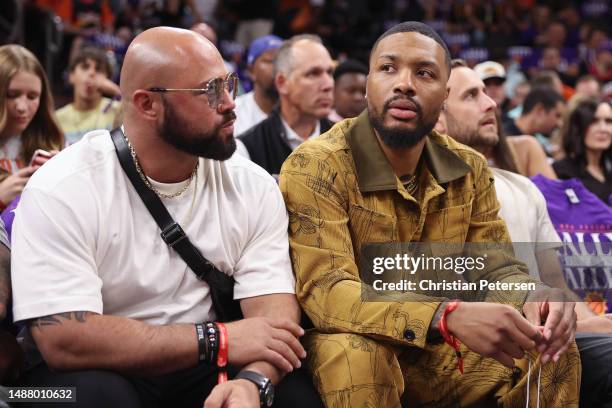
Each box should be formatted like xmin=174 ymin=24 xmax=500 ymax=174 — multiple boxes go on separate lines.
xmin=279 ymin=111 xmax=541 ymax=349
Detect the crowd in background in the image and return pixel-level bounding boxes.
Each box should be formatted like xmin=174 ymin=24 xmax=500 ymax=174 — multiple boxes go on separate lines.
xmin=2 ymin=0 xmax=610 ymax=99
xmin=1 ymin=0 xmax=607 ymax=197
xmin=0 ymin=2 xmax=609 ymax=283
xmin=0 ymin=0 xmax=611 ymax=398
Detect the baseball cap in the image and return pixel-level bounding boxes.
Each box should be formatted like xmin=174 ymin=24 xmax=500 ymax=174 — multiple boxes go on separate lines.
xmin=247 ymin=35 xmax=283 ymax=66
xmin=474 ymin=61 xmax=506 ymax=82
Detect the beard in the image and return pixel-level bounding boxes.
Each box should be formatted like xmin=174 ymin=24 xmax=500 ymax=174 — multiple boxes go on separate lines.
xmin=160 ymin=98 xmax=236 ymax=161
xmin=445 ymin=110 xmax=498 ymax=147
xmin=368 ymin=96 xmax=439 ymax=149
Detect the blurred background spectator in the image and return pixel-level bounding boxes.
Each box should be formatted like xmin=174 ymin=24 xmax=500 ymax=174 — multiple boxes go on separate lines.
xmin=329 ymin=59 xmax=367 ymax=122
xmin=503 ymin=86 xmax=566 ymax=156
xmin=0 ymin=44 xmax=63 ymax=211
xmin=574 ymin=74 xmax=603 ymax=99
xmin=474 ymin=60 xmax=507 ymax=112
xmin=0 ymin=0 xmax=608 ymax=122
xmin=553 ymin=98 xmax=612 ymax=204
xmin=0 ymin=1 xmax=608 ymax=205
xmin=235 ymin=34 xmax=334 ymax=176
xmin=55 ymin=46 xmax=121 ymax=144
xmin=233 ymin=34 xmax=282 ymax=135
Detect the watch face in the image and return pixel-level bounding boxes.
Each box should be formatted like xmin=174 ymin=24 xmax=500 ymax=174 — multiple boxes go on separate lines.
xmin=264 ymin=384 xmax=274 ymax=407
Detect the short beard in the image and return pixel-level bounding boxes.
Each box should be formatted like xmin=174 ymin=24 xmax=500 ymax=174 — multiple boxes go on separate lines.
xmin=445 ymin=111 xmax=498 ymax=147
xmin=368 ymin=100 xmax=438 ymax=149
xmin=160 ymin=97 xmax=236 ymax=161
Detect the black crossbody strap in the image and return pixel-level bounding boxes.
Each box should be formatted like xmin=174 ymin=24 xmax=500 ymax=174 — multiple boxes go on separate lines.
xmin=110 ymin=128 xmax=234 ymax=293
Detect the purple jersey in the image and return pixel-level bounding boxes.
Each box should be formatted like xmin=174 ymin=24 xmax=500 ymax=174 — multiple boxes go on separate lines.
xmin=531 ymin=175 xmax=612 ymax=312
xmin=0 ymin=195 xmax=20 ymax=242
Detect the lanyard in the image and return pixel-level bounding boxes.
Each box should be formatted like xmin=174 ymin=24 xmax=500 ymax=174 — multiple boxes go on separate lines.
xmin=525 ymin=357 xmax=542 ymax=408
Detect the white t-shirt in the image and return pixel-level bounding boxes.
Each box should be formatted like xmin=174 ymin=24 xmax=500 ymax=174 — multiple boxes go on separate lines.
xmin=233 ymin=91 xmax=267 ymax=136
xmin=493 ymin=168 xmax=561 ymax=279
xmin=11 ymin=129 xmax=295 ymax=325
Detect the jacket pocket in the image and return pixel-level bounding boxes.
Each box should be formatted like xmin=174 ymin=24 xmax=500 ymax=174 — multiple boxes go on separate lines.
xmin=349 ymin=204 xmax=397 ymax=245
xmin=422 ymin=203 xmax=472 ymax=242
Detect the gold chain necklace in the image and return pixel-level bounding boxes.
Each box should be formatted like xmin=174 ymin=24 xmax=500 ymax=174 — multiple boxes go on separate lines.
xmin=400 ymin=174 xmax=418 ymax=196
xmin=124 ymin=136 xmax=198 ymax=200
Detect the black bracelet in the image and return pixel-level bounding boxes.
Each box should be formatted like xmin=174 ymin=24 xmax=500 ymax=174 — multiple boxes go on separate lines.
xmin=195 ymin=323 xmax=207 ymax=362
xmin=205 ymin=322 xmax=220 ymax=365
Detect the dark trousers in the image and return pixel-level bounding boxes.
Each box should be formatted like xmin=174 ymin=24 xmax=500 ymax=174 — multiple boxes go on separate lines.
xmin=576 ymin=332 xmax=612 ymax=408
xmin=17 ymin=362 xmax=323 ymax=408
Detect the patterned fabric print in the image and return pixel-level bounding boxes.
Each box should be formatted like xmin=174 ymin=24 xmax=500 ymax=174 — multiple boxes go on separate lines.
xmin=280 ymin=112 xmax=580 ymax=407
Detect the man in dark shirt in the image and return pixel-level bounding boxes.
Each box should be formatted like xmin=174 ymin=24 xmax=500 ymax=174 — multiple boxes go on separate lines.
xmin=236 ymin=34 xmax=334 ymax=177
xmin=503 ymin=87 xmax=565 ymax=138
xmin=503 ymin=87 xmax=566 ymax=157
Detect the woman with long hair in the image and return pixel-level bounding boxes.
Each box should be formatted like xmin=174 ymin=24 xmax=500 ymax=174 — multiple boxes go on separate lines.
xmin=0 ymin=44 xmax=64 ymax=210
xmin=0 ymin=44 xmax=64 ymax=384
xmin=553 ymin=98 xmax=612 ymax=204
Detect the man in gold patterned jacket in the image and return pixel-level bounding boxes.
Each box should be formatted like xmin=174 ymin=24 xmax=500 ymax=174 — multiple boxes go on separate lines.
xmin=279 ymin=22 xmax=580 ymax=407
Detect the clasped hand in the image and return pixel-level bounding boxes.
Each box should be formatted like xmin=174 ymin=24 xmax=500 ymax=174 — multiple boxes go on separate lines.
xmin=446 ymin=288 xmax=575 ymax=367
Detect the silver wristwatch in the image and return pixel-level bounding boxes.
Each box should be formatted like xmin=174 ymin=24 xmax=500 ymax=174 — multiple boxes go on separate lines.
xmin=235 ymin=370 xmax=274 ymax=407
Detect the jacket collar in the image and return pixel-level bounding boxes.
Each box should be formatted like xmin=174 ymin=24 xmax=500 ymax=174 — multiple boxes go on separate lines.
xmin=346 ymin=110 xmax=471 ymax=193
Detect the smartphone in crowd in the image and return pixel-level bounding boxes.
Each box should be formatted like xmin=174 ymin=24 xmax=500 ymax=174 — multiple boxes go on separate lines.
xmin=29 ymin=149 xmax=53 ymax=168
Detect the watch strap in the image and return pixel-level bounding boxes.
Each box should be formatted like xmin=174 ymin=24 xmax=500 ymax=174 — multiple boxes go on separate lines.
xmin=235 ymin=370 xmax=273 ymax=407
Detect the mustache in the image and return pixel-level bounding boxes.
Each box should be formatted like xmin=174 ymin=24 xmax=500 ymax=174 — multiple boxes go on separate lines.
xmin=478 ymin=114 xmax=497 ymax=125
xmin=383 ymin=95 xmax=422 ymax=115
xmin=222 ymin=110 xmax=237 ymax=124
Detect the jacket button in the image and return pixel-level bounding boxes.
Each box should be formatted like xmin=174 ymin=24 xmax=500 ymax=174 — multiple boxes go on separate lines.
xmin=404 ymin=329 xmax=416 ymax=341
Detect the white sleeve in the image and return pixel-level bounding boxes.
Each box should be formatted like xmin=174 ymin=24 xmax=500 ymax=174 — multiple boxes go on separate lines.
xmin=232 ymin=181 xmax=295 ymax=299
xmin=531 ymin=182 xmax=562 ymax=251
xmin=11 ymin=187 xmax=102 ymax=322
xmin=233 ymin=140 xmax=251 ymax=161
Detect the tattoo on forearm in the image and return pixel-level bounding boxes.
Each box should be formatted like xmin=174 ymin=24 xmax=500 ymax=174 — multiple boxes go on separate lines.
xmin=31 ymin=311 xmax=90 ymax=330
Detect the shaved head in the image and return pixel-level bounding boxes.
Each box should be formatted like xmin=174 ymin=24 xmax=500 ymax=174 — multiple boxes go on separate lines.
xmin=120 ymin=26 xmax=237 ymax=162
xmin=120 ymin=26 xmax=223 ymax=106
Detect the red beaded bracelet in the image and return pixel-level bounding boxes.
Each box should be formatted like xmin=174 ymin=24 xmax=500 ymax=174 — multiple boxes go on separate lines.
xmin=438 ymin=300 xmax=464 ymax=374
xmin=217 ymin=322 xmax=229 ymax=384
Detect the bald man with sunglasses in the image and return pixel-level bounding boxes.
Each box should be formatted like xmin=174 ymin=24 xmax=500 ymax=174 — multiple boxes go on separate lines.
xmin=11 ymin=27 xmax=322 ymax=408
